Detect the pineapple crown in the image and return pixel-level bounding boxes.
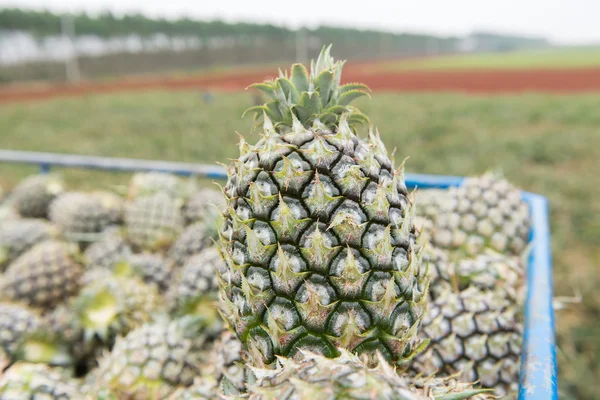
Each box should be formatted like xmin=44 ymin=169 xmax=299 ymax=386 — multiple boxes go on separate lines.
xmin=244 ymin=45 xmax=370 ymax=131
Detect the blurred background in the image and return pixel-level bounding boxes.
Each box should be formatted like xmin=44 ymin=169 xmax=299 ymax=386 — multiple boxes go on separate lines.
xmin=0 ymin=1 xmax=599 ymax=398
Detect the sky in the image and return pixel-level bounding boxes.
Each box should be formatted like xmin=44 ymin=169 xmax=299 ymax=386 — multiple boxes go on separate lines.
xmin=4 ymin=0 xmax=600 ymax=45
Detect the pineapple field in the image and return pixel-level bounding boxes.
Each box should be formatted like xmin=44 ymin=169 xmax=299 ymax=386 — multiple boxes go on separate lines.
xmin=0 ymin=51 xmax=599 ymax=399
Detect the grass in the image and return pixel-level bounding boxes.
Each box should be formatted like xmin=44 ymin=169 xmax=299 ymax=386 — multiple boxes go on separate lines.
xmin=1 ymin=90 xmax=599 ymax=398
xmin=374 ymin=46 xmax=600 ymax=71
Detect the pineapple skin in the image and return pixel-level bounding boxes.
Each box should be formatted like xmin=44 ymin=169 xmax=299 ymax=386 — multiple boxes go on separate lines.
xmin=0 ymin=362 xmax=79 ymax=400
xmin=0 ymin=303 xmax=42 ymax=360
xmin=168 ymin=222 xmax=214 ymax=268
xmin=124 ymin=192 xmax=184 ymax=251
xmin=411 ymin=285 xmax=523 ymax=397
xmin=0 ymin=219 xmax=58 ymax=271
xmin=1 ymin=240 xmax=83 ymax=310
xmin=49 ymin=192 xmax=114 ymax=236
xmin=9 ymin=174 xmax=64 ymax=218
xmin=94 ymin=317 xmax=208 ymax=400
xmin=218 ymin=49 xmax=427 ymax=367
xmin=420 ymin=174 xmax=531 ymax=257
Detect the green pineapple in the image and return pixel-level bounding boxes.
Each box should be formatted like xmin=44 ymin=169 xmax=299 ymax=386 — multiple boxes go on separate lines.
xmin=49 ymin=192 xmax=114 ymax=236
xmin=125 ymin=192 xmax=184 ymax=251
xmin=0 ymin=362 xmax=79 ymax=399
xmin=1 ymin=240 xmax=83 ymax=310
xmin=218 ymin=47 xmax=427 ymax=367
xmin=244 ymin=349 xmax=492 ymax=399
xmin=167 ymin=222 xmax=214 ymax=268
xmin=411 ymin=286 xmax=523 ymax=397
xmin=92 ymin=317 xmax=208 ymax=399
xmin=72 ymin=276 xmax=161 ymax=348
xmin=0 ymin=219 xmax=58 ymax=271
xmin=199 ymin=330 xmax=248 ymax=393
xmin=418 ymin=173 xmax=531 ymax=257
xmin=9 ymin=174 xmax=64 ymax=218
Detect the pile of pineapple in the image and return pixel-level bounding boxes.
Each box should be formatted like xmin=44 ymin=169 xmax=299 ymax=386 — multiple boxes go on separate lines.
xmin=0 ymin=47 xmax=530 ymax=399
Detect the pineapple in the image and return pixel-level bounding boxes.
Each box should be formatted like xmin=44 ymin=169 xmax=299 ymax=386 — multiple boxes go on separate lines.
xmin=49 ymin=192 xmax=114 ymax=236
xmin=92 ymin=190 xmax=124 ymax=224
xmin=72 ymin=276 xmax=161 ymax=348
xmin=127 ymin=172 xmax=193 ymax=200
xmin=218 ymin=47 xmax=427 ymax=367
xmin=411 ymin=286 xmax=523 ymax=397
xmin=199 ymin=330 xmax=248 ymax=393
xmin=9 ymin=174 xmax=64 ymax=218
xmin=425 ymin=247 xmax=525 ymax=299
xmin=0 ymin=362 xmax=79 ymax=399
xmin=0 ymin=219 xmax=58 ymax=271
xmin=167 ymin=248 xmax=223 ymax=335
xmin=92 ymin=317 xmax=209 ymax=399
xmin=0 ymin=303 xmax=42 ymax=361
xmin=1 ymin=240 xmax=83 ymax=310
xmin=83 ymin=231 xmax=132 ymax=270
xmin=126 ymin=253 xmax=173 ymax=292
xmin=167 ymin=222 xmax=214 ymax=268
xmin=418 ymin=173 xmax=530 ymax=257
xmin=183 ymin=188 xmax=226 ymax=225
xmin=125 ymin=192 xmax=184 ymax=251
xmin=244 ymin=349 xmax=492 ymax=399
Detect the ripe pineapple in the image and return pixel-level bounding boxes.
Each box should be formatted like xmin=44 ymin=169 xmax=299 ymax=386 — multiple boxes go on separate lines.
xmin=245 ymin=349 xmax=492 ymax=400
xmin=49 ymin=192 xmax=114 ymax=236
xmin=127 ymin=172 xmax=193 ymax=200
xmin=167 ymin=222 xmax=214 ymax=268
xmin=9 ymin=174 xmax=64 ymax=218
xmin=0 ymin=362 xmax=79 ymax=400
xmin=0 ymin=219 xmax=58 ymax=271
xmin=125 ymin=192 xmax=184 ymax=251
xmin=92 ymin=317 xmax=208 ymax=399
xmin=419 ymin=173 xmax=531 ymax=257
xmin=1 ymin=240 xmax=83 ymax=310
xmin=218 ymin=47 xmax=427 ymax=367
xmin=72 ymin=276 xmax=161 ymax=347
xmin=411 ymin=286 xmax=523 ymax=397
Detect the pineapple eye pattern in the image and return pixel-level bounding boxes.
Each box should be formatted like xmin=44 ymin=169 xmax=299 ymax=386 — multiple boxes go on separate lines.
xmin=219 ymin=115 xmax=427 ymax=367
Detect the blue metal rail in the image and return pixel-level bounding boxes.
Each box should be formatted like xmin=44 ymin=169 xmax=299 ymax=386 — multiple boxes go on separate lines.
xmin=0 ymin=149 xmax=557 ymax=399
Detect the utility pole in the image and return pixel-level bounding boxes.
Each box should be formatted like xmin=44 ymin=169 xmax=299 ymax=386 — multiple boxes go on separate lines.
xmin=61 ymin=15 xmax=80 ymax=83
xmin=296 ymin=27 xmax=308 ymax=64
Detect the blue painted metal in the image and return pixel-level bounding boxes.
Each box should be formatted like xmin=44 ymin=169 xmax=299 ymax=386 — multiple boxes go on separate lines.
xmin=0 ymin=149 xmax=557 ymax=399
xmin=518 ymin=193 xmax=558 ymax=400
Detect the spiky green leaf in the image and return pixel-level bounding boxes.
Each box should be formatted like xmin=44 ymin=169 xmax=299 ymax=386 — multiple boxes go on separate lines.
xmin=338 ymin=90 xmax=370 ymax=106
xmin=247 ymin=83 xmax=275 ymax=98
xmin=277 ymin=78 xmax=300 ymax=104
xmin=314 ymin=70 xmax=335 ymax=107
xmin=340 ymin=83 xmax=371 ymax=93
xmin=290 ymin=64 xmax=310 ymax=92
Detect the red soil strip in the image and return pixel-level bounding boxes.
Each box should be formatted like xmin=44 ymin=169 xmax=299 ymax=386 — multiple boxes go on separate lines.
xmin=1 ymin=67 xmax=600 ymax=104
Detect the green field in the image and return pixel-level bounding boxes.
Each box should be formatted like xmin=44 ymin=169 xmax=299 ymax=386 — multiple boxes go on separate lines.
xmin=1 ymin=90 xmax=599 ymax=399
xmin=375 ymin=46 xmax=600 ymax=71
